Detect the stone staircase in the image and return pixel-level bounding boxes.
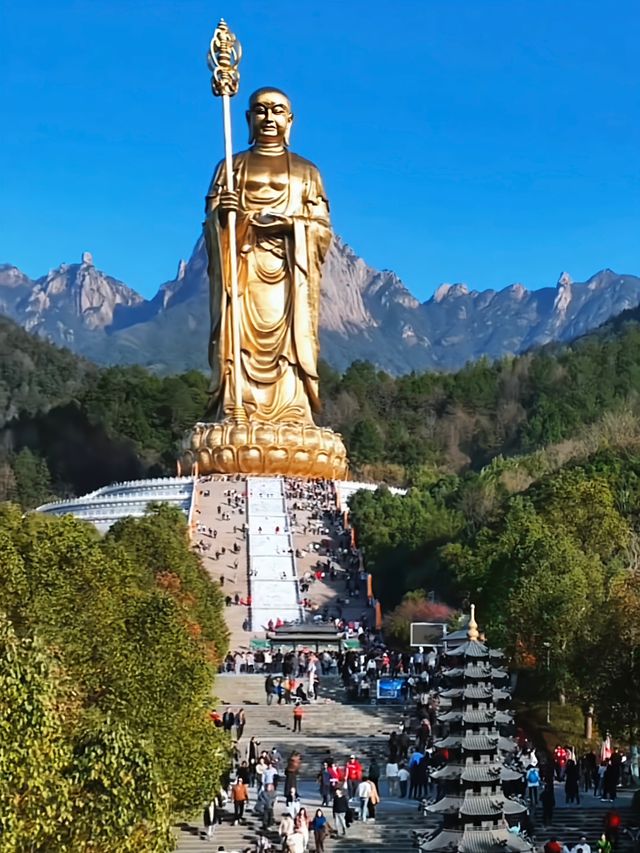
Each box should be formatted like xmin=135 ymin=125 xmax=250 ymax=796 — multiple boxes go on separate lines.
xmin=528 ymin=802 xmax=634 ymax=852
xmin=174 ymin=675 xmax=421 ymax=852
xmin=192 ymin=477 xmax=250 ymax=646
xmin=174 ymin=676 xmax=636 ymax=852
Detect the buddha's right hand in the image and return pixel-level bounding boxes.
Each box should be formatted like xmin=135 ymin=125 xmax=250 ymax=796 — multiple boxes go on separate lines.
xmin=218 ymin=190 xmax=240 ymax=217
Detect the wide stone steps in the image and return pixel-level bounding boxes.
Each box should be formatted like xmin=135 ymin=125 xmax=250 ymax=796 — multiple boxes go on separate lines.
xmin=530 ymin=803 xmax=634 ymax=852
xmin=176 ymin=676 xmax=416 ymax=851
xmin=175 ymin=805 xmax=424 ymax=852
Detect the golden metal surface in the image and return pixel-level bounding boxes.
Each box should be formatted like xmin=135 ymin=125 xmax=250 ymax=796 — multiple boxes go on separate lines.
xmin=180 ymin=22 xmax=349 ymax=479
xmin=205 ymin=87 xmax=331 ymax=424
xmin=181 ymin=420 xmax=348 ymax=480
xmin=207 ymin=19 xmax=242 ymax=98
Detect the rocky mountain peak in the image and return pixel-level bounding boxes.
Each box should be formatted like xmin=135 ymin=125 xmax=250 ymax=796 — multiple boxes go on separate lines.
xmin=432 ymin=283 xmax=470 ymax=303
xmin=0 ymin=264 xmax=32 ymax=289
xmin=2 ymin=238 xmax=640 ymax=376
xmin=18 ymin=256 xmax=144 ymax=338
xmin=506 ymin=283 xmax=528 ymax=300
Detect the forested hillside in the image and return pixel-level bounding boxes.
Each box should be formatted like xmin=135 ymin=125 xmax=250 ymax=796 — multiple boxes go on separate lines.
xmin=4 ymin=309 xmax=640 ymax=504
xmin=350 ymin=442 xmax=640 ymax=743
xmin=320 ymin=313 xmax=640 ymax=479
xmin=0 ymin=502 xmax=229 ymax=850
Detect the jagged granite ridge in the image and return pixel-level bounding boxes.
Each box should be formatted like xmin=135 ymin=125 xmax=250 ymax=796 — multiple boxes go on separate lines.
xmin=2 ymin=239 xmax=640 ymax=375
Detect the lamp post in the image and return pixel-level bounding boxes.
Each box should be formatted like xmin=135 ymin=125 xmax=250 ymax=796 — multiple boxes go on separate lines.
xmin=543 ymin=641 xmax=551 ymax=724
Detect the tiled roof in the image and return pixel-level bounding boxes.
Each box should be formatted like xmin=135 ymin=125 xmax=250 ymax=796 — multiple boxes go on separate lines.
xmin=435 ymin=734 xmax=500 ymax=751
xmin=457 ymin=829 xmax=534 ymax=853
xmin=420 ymin=827 xmax=534 ymax=853
xmin=428 ymin=795 xmax=463 ymax=815
xmin=443 ymin=664 xmax=508 ymax=681
xmin=431 ymin=762 xmax=465 ymax=781
xmin=498 ymin=736 xmax=519 ymax=753
xmin=460 ymin=764 xmax=523 ymax=784
xmin=464 ymin=709 xmax=513 ymax=725
xmin=440 ymin=685 xmax=511 ymax=702
xmin=459 ymin=796 xmax=503 ymax=816
xmin=463 ymin=734 xmax=500 ymax=751
xmin=445 ymin=640 xmax=489 ymax=659
xmin=419 ymin=829 xmax=463 ymax=852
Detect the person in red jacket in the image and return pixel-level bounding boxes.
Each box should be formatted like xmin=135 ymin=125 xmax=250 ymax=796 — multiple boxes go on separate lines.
xmin=345 ymin=755 xmax=363 ymax=799
xmin=554 ymin=745 xmax=568 ymax=781
xmin=544 ymin=838 xmax=562 ymax=853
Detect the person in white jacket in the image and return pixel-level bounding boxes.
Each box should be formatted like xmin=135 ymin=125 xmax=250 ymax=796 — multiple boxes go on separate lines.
xmin=357 ymin=778 xmax=372 ymax=822
xmin=385 ymin=760 xmax=399 ymax=797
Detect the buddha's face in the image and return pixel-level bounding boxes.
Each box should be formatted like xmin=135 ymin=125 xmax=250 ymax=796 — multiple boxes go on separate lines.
xmin=247 ymin=89 xmax=293 ymax=145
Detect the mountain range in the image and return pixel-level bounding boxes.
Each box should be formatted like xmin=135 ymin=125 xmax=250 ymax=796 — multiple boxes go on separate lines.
xmin=2 ymin=238 xmax=640 ymax=375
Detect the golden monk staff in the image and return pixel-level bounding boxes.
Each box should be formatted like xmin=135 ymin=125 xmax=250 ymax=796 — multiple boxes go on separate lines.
xmin=207 ymin=19 xmax=245 ymax=423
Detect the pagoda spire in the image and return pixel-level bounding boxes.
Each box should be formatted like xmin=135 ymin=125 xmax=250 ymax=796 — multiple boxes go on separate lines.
xmin=467 ymin=603 xmax=479 ymax=641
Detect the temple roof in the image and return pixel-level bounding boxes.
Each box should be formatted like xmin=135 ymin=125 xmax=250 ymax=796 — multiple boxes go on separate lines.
xmin=461 ymin=764 xmax=523 ymax=784
xmin=419 ymin=827 xmax=534 ymax=853
xmin=435 ymin=733 xmax=518 ymax=753
xmin=445 ymin=640 xmax=489 ymax=659
xmin=428 ymin=795 xmax=464 ymax=815
xmin=459 ymin=797 xmax=504 ymax=817
xmin=438 ymin=709 xmax=513 ymax=725
xmin=464 ymin=709 xmax=512 ymax=725
xmin=444 ymin=665 xmax=509 ymax=681
xmin=497 ymin=736 xmax=518 ymax=753
xmin=436 ymin=734 xmax=498 ymax=751
xmin=431 ymin=762 xmax=467 ymax=781
xmin=439 ymin=685 xmax=511 ymax=702
xmin=459 ymin=830 xmax=534 ymax=853
xmin=419 ymin=829 xmax=463 ymax=852
xmin=430 ymin=762 xmax=523 ymax=784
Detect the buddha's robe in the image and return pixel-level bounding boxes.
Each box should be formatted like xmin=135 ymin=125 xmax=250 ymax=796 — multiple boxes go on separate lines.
xmin=204 ymin=148 xmax=331 ymax=424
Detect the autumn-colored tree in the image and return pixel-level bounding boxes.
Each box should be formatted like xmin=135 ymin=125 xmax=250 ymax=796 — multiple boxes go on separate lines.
xmin=383 ymin=591 xmax=454 ymax=648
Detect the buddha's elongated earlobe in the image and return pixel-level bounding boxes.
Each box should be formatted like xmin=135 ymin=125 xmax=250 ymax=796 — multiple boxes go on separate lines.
xmin=246 ymin=111 xmax=254 ymax=144
xmin=284 ymin=115 xmax=293 ymax=147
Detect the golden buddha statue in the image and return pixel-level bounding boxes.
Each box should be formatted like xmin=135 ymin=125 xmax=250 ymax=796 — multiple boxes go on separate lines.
xmin=180 ymin=85 xmax=348 ymax=479
xmin=205 ymin=87 xmax=329 ymax=424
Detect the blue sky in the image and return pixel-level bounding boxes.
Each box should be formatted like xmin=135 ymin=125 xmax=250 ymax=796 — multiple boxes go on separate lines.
xmin=1 ymin=0 xmax=639 ymax=300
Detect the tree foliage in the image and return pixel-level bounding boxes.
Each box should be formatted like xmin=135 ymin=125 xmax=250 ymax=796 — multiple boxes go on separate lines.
xmin=351 ymin=446 xmax=640 ymax=733
xmin=383 ymin=592 xmax=454 ymax=648
xmin=7 ymin=307 xmax=640 ymax=498
xmin=0 ymin=503 xmax=230 ymax=850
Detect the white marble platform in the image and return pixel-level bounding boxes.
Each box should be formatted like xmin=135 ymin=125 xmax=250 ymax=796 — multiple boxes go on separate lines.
xmin=246 ymin=477 xmax=302 ymax=629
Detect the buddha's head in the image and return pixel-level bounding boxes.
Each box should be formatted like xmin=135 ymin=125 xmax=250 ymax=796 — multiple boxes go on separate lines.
xmin=247 ymin=87 xmax=293 ymax=147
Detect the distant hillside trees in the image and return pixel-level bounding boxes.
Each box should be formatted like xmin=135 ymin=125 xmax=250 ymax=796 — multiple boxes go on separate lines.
xmin=5 ymin=307 xmax=640 ymax=501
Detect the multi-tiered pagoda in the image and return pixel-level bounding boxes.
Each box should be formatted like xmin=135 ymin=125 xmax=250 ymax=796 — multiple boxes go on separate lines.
xmin=420 ymin=607 xmax=533 ymax=853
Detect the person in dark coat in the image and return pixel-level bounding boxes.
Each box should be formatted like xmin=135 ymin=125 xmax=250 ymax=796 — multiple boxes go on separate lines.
xmin=368 ymin=758 xmax=380 ymax=789
xmin=603 ymin=759 xmax=620 ymax=802
xmin=409 ymin=760 xmax=423 ymax=800
xmin=565 ymin=759 xmax=580 ymax=804
xmin=222 ymin=708 xmax=235 ymax=732
xmin=388 ymin=732 xmax=399 ymax=761
xmin=541 ymin=783 xmax=556 ymax=826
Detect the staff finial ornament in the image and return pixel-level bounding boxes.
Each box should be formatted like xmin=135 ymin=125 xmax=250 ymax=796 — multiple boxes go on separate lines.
xmin=208 ymin=19 xmax=242 ymax=98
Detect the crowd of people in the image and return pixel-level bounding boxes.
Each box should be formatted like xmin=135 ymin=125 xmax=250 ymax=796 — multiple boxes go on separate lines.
xmin=191 ymin=476 xmax=640 ymax=853
xmin=201 ymin=715 xmax=385 ymax=852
